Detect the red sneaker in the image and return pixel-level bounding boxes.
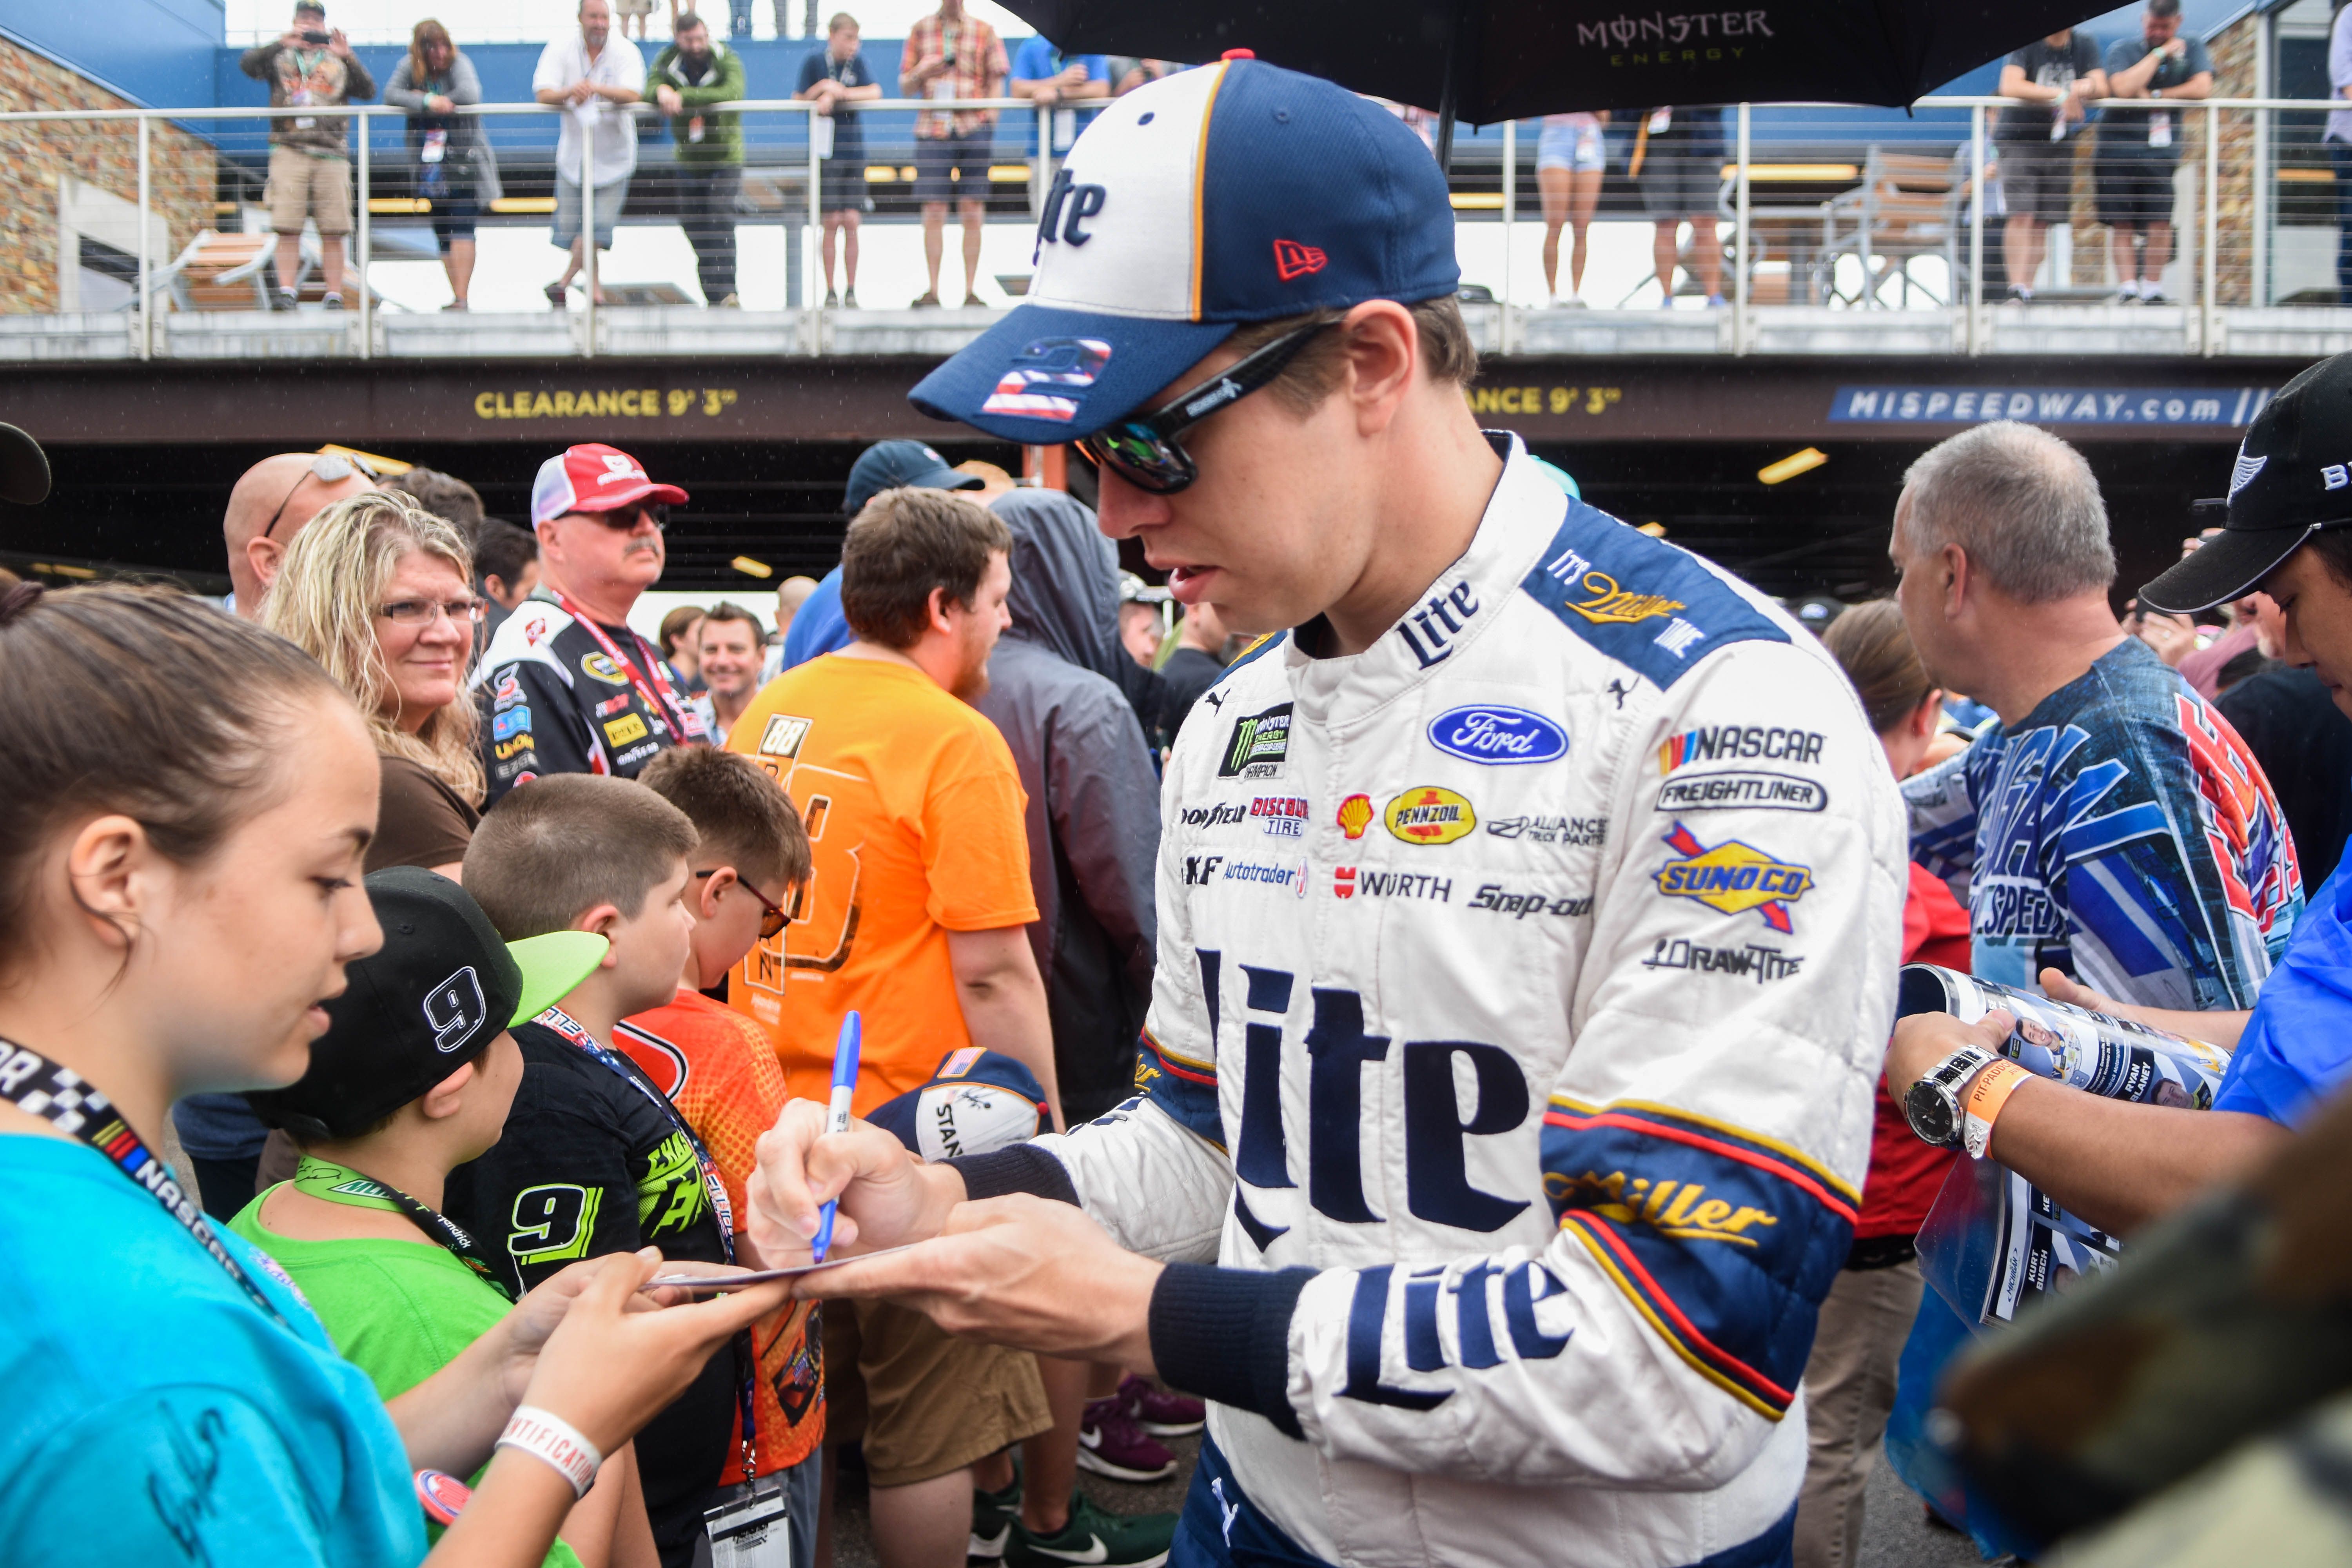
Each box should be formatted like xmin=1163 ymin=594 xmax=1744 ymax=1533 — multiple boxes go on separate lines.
xmin=1078 ymin=1395 xmax=1178 ymax=1482
xmin=1119 ymin=1374 xmax=1205 ymax=1438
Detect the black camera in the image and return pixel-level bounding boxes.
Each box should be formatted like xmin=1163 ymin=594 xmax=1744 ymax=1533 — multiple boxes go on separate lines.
xmin=300 ymin=28 xmax=331 ymax=44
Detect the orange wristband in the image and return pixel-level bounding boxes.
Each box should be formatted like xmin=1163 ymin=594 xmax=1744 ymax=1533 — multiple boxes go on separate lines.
xmin=1961 ymin=1060 xmax=2031 ymax=1160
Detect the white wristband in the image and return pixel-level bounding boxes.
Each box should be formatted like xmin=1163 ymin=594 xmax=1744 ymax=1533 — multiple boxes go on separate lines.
xmin=496 ymin=1405 xmax=603 ymax=1499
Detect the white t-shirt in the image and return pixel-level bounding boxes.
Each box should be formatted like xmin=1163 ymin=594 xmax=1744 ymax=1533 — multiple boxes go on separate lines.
xmin=533 ymin=31 xmax=645 ymax=186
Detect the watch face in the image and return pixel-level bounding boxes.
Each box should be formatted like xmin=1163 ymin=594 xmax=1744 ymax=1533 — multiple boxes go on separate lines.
xmin=1905 ymin=1078 xmax=1959 ymax=1146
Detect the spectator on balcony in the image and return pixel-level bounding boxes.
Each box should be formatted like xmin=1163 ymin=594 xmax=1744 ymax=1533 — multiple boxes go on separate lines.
xmin=799 ymin=11 xmax=881 ymax=308
xmin=534 ymin=0 xmax=645 ymax=310
xmin=2096 ymin=0 xmax=2212 ymax=304
xmin=1633 ymin=104 xmax=1726 ymax=307
xmin=1994 ymin=29 xmax=2106 ymax=304
xmin=653 ymin=13 xmax=748 ymax=309
xmin=900 ymin=0 xmax=1008 ymax=308
xmin=2328 ymin=0 xmax=2352 ymax=303
xmin=240 ymin=2 xmax=375 ymax=313
xmin=1010 ymin=36 xmax=1109 ymax=172
xmin=382 ymin=22 xmax=499 ymax=313
xmin=1535 ymin=112 xmax=1610 ymax=308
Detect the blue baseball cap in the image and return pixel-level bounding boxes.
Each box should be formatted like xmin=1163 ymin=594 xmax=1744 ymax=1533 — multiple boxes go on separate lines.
xmin=909 ymin=57 xmax=1459 ymax=445
xmin=844 ymin=439 xmax=984 ymax=517
xmin=866 ymin=1047 xmax=1049 ymax=1161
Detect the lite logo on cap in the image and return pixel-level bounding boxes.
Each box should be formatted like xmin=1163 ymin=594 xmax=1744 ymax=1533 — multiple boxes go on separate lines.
xmin=425 ymin=966 xmax=488 ymax=1054
xmin=912 ymin=58 xmax=1458 ymax=445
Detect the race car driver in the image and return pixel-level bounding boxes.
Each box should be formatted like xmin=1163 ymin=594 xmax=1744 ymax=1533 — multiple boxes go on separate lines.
xmin=474 ymin=443 xmax=708 ymax=804
xmin=750 ymin=58 xmax=1909 ymax=1568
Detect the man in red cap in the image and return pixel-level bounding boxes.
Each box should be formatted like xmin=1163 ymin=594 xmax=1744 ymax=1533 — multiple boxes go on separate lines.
xmin=472 ymin=443 xmax=707 ymax=804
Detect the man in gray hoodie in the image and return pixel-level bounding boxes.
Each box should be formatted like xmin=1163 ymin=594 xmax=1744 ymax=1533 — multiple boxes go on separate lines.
xmin=975 ymin=488 xmax=1161 ymax=1127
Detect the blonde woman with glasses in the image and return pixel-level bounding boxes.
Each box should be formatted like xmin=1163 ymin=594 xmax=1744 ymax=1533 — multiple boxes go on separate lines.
xmin=263 ymin=490 xmax=486 ymax=880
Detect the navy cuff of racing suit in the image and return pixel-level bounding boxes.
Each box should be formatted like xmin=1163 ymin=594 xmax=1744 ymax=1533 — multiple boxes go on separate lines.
xmin=1149 ymin=1263 xmax=1315 ymax=1440
xmin=942 ymin=1144 xmax=1082 ymax=1206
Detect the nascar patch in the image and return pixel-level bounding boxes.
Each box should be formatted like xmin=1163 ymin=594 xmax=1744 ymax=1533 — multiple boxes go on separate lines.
xmin=581 ymin=653 xmax=630 ymax=686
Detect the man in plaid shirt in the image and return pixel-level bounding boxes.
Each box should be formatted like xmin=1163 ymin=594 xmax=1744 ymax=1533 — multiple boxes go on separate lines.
xmin=901 ymin=0 xmax=1008 ymax=308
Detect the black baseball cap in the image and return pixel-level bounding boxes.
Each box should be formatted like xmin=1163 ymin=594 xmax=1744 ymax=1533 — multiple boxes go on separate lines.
xmin=246 ymin=867 xmax=607 ymax=1142
xmin=2142 ymin=354 xmax=2352 ymax=613
xmin=843 ymin=439 xmax=982 ymax=517
xmin=0 ymin=425 xmax=50 ymax=506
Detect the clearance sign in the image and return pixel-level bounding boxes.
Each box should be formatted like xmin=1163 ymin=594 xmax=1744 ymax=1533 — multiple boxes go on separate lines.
xmin=474 ymin=386 xmax=742 ymax=421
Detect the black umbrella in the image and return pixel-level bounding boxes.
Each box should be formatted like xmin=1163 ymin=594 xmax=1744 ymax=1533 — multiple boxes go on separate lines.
xmin=1002 ymin=1 xmax=2112 ymax=163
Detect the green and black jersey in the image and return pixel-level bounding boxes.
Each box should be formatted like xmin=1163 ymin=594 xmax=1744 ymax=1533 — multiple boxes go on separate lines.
xmin=445 ymin=1020 xmax=732 ymax=1568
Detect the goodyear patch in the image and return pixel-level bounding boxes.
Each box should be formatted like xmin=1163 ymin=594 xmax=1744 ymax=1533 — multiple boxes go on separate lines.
xmin=1653 ymin=820 xmax=1811 ymax=933
xmin=1385 ymin=786 xmax=1476 ymax=846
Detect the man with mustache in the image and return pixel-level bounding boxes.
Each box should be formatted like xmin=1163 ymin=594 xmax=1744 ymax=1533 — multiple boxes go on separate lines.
xmin=473 ymin=443 xmax=708 ymax=804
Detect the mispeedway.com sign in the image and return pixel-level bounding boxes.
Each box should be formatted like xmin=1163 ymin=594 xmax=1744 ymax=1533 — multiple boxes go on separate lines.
xmin=1831 ymin=386 xmax=2274 ymax=427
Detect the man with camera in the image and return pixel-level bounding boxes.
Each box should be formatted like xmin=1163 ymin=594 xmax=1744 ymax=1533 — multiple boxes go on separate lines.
xmin=240 ymin=2 xmax=375 ymax=312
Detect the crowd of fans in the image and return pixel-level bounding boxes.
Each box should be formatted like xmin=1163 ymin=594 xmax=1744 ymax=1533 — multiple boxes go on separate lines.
xmin=21 ymin=42 xmax=2352 ymax=1568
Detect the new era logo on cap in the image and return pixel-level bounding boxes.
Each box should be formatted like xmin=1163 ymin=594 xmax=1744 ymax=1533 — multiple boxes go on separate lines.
xmin=1272 ymin=240 xmax=1327 ymax=281
xmin=911 ymin=58 xmax=1459 ymax=445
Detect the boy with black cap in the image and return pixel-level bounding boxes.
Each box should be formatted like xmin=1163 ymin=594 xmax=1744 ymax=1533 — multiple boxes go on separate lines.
xmin=234 ymin=866 xmax=630 ymax=1563
xmin=1889 ymin=348 xmax=2352 ymax=1231
xmin=444 ymin=775 xmax=750 ymax=1568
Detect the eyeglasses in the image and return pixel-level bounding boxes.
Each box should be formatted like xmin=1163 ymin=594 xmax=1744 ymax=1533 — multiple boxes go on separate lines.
xmin=696 ymin=867 xmax=791 ymax=938
xmin=378 ymin=595 xmax=485 ymax=626
xmin=1076 ymin=320 xmax=1336 ymax=495
xmin=260 ymin=453 xmax=360 ymax=540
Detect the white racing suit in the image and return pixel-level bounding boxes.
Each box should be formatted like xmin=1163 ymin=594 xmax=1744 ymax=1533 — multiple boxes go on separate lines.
xmin=953 ymin=440 xmax=1908 ymax=1567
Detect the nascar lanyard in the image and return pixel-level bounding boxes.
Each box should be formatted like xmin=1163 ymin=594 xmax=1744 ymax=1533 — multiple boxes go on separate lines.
xmin=532 ymin=1005 xmax=759 ymax=1477
xmin=0 ymin=1037 xmax=293 ymax=1332
xmin=552 ymin=590 xmax=703 ymax=745
xmin=293 ymin=1154 xmax=514 ymax=1300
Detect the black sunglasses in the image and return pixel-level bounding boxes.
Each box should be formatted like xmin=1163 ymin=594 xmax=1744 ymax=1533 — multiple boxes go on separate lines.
xmin=695 ymin=867 xmax=789 ymax=939
xmin=1076 ymin=320 xmax=1336 ymax=495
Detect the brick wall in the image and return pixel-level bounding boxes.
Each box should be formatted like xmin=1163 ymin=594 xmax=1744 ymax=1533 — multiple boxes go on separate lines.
xmin=0 ymin=37 xmax=216 ymax=314
xmin=2209 ymin=11 xmax=2257 ymax=306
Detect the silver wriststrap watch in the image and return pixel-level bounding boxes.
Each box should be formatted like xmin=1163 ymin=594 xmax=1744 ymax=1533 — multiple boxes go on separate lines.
xmin=1903 ymin=1045 xmax=1996 ymax=1149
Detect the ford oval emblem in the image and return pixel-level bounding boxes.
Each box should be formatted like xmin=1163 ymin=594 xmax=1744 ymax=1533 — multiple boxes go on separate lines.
xmin=1427 ymin=705 xmax=1568 ymax=766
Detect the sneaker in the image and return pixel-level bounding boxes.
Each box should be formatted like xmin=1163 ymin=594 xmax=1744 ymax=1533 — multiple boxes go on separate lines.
xmin=1077 ymin=1396 xmax=1177 ymax=1482
xmin=1705 ymin=293 xmax=1728 ymax=309
xmin=322 ymin=292 xmax=345 ymax=311
xmin=971 ymin=1463 xmax=1021 ymax=1561
xmin=842 ymin=287 xmax=858 ymax=308
xmin=1119 ymin=1375 xmax=1203 ymax=1437
xmin=716 ymin=292 xmax=740 ymax=308
xmin=1007 ymin=1492 xmax=1174 ymax=1568
xmin=544 ymin=281 xmax=569 ymax=309
xmin=2004 ymin=285 xmax=2033 ymax=305
xmin=823 ymin=288 xmax=839 ymax=307
xmin=272 ymin=286 xmax=297 ymax=312
xmin=2140 ymin=286 xmax=2169 ymax=305
xmin=1561 ymin=294 xmax=1589 ymax=308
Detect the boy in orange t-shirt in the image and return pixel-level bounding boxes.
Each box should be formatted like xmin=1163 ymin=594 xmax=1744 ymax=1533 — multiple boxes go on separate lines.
xmin=619 ymin=746 xmax=825 ymax=1535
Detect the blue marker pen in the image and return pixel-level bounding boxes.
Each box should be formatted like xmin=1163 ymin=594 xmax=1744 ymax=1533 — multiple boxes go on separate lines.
xmin=811 ymin=1011 xmax=861 ymax=1263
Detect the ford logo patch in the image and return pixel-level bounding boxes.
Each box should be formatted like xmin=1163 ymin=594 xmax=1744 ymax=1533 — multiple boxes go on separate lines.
xmin=1428 ymin=706 xmax=1568 ymax=766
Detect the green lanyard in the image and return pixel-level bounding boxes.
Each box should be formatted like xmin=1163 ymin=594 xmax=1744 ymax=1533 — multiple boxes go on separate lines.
xmin=294 ymin=1155 xmax=514 ymax=1301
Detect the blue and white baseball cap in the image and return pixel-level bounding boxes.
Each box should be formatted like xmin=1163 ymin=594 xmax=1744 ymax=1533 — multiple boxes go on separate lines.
xmin=910 ymin=56 xmax=1459 ymax=445
xmin=866 ymin=1046 xmax=1049 ymax=1162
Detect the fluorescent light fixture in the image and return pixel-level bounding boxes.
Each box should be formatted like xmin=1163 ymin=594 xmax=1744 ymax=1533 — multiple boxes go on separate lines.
xmin=1759 ymin=448 xmax=1828 ymax=485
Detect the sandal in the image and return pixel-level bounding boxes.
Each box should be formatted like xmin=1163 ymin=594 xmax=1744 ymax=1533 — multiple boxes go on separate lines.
xmin=909 ymin=291 xmax=940 ymax=308
xmin=544 ymin=281 xmax=568 ymax=308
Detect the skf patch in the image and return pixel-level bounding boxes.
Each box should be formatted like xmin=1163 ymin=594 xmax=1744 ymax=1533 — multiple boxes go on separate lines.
xmin=1654 ymin=820 xmax=1811 ymax=933
xmin=1336 ymin=794 xmax=1373 ymax=840
xmin=603 ymin=713 xmax=650 ymax=747
xmin=581 ymin=653 xmax=630 ymax=686
xmin=1385 ymin=786 xmax=1475 ymax=846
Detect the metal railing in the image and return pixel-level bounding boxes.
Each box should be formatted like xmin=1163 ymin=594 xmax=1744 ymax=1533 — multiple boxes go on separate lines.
xmin=4 ymin=92 xmax=2350 ymax=360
